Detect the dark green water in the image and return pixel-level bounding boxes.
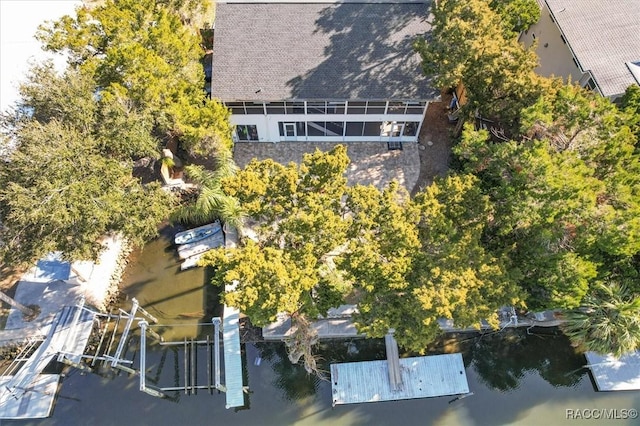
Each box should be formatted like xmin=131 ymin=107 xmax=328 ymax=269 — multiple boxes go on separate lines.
xmin=7 ymin=228 xmax=639 ymax=425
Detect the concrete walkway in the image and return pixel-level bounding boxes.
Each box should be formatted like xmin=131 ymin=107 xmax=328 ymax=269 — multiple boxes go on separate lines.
xmin=0 ymin=235 xmax=125 ymax=346
xmin=233 ymin=141 xmax=420 ymax=192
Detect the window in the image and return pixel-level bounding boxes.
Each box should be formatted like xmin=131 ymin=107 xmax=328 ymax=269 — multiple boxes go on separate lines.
xmin=387 ymin=101 xmax=406 ymax=114
xmin=405 ymin=102 xmax=426 ymax=115
xmin=366 ymin=101 xmax=386 ymax=114
xmin=236 ymin=125 xmax=258 ymax=141
xmin=225 ymin=102 xmax=245 ymax=115
xmin=307 ymin=102 xmax=326 ymax=114
xmin=363 ymin=122 xmax=382 ymax=136
xmin=308 ymin=122 xmax=326 ymax=136
xmin=326 ymin=122 xmax=344 ymax=137
xmin=327 ymin=102 xmax=346 ymax=114
xmin=345 ymin=122 xmax=364 ymax=136
xmin=279 ymin=122 xmax=307 ymax=137
xmin=347 ymin=101 xmax=366 ymax=114
xmin=244 ymin=102 xmax=265 ymax=114
xmin=285 ymin=102 xmax=305 ymax=114
xmin=402 ymin=122 xmax=419 ymax=136
xmin=265 ymin=102 xmax=285 ymax=114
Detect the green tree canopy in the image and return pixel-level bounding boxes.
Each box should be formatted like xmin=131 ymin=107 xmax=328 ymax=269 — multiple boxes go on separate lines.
xmin=561 ymin=282 xmax=640 ymax=357
xmin=36 ymin=0 xmax=232 ymax=155
xmin=0 ymin=119 xmax=170 ymax=264
xmin=414 ymin=0 xmax=544 ymax=128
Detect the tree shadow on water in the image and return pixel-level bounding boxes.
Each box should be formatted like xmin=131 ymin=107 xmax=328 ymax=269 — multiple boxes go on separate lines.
xmin=450 ymin=328 xmax=587 ymax=392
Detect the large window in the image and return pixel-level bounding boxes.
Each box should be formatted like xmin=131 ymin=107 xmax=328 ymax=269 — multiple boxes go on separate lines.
xmin=244 ymin=103 xmax=265 ymax=114
xmin=236 ymin=125 xmax=258 ymax=141
xmin=265 ymin=102 xmax=285 ymax=114
xmin=307 ymin=102 xmax=326 ymax=114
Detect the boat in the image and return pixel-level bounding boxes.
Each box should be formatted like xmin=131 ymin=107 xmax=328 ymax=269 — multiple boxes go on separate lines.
xmin=174 ymin=221 xmax=222 ymax=245
xmin=177 ymin=232 xmax=225 ymax=260
xmin=180 ymin=253 xmax=205 ymax=271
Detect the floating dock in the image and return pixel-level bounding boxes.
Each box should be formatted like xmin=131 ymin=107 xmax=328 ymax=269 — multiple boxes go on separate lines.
xmin=330 ymin=353 xmax=469 ymax=406
xmin=585 ymin=351 xmax=640 ymax=391
xmin=0 ymin=303 xmax=95 ymax=419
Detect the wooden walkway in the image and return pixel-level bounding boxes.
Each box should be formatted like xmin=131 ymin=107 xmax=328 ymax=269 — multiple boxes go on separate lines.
xmin=330 ymin=353 xmax=469 ymax=406
xmin=0 ymin=304 xmax=95 ymax=419
xmin=222 ymin=225 xmax=245 ymax=409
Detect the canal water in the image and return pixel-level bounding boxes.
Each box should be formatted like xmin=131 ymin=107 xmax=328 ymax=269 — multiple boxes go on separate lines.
xmin=7 ymin=228 xmax=639 ymax=425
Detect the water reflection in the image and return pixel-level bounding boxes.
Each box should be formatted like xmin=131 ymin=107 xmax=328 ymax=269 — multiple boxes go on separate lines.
xmin=448 ymin=329 xmax=586 ymax=392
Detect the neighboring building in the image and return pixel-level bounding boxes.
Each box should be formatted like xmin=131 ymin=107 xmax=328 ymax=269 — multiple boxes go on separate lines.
xmin=520 ymin=0 xmax=640 ymax=100
xmin=210 ymin=1 xmax=437 ymax=144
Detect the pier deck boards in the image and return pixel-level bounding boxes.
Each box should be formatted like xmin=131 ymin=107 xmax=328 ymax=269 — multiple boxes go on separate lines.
xmin=0 ymin=374 xmax=60 ymax=419
xmin=331 ymin=353 xmax=469 ymax=405
xmin=222 ymin=305 xmax=244 ymax=408
xmin=0 ymin=304 xmax=95 ymax=419
xmin=585 ymin=351 xmax=640 ymax=391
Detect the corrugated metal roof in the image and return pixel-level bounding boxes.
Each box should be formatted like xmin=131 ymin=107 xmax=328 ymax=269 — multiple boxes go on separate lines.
xmin=211 ymin=2 xmax=438 ymax=101
xmin=331 ymin=353 xmax=469 ymax=405
xmin=223 ymin=305 xmax=245 ymax=408
xmin=585 ymin=351 xmax=640 ymax=391
xmin=545 ymin=0 xmax=640 ymax=97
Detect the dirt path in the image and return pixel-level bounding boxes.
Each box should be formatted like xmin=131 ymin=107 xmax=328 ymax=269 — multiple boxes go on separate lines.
xmin=412 ymin=94 xmax=455 ymax=196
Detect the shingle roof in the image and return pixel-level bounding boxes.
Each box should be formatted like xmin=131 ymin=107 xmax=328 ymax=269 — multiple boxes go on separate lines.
xmin=210 ymin=2 xmax=438 ymax=101
xmin=545 ymin=0 xmax=640 ymax=98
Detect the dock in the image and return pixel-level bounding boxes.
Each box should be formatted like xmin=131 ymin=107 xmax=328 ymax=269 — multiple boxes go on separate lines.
xmin=585 ymin=351 xmax=640 ymax=391
xmin=222 ymin=224 xmax=245 ymax=409
xmin=330 ymin=353 xmax=469 ymax=405
xmin=0 ymin=302 xmax=96 ymax=419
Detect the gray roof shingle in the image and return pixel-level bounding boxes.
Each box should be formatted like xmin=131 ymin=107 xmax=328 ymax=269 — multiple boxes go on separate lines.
xmin=545 ymin=0 xmax=640 ymax=98
xmin=210 ymin=2 xmax=438 ymax=101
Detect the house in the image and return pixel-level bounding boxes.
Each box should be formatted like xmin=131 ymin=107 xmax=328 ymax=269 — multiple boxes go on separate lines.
xmin=210 ymin=1 xmax=438 ymax=144
xmin=520 ymin=0 xmax=640 ymax=100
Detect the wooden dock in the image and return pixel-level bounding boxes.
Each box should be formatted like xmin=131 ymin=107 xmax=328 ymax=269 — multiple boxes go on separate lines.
xmin=0 ymin=303 xmax=96 ymax=419
xmin=330 ymin=353 xmax=469 ymax=405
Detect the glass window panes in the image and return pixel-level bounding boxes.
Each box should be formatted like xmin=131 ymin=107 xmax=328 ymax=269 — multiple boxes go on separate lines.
xmin=236 ymin=125 xmax=259 ymax=141
xmin=296 ymin=122 xmax=306 ymax=136
xmin=308 ymin=122 xmax=325 ymax=136
xmin=225 ymin=102 xmax=245 ymax=114
xmin=347 ymin=101 xmax=366 ymax=114
xmin=345 ymin=122 xmax=364 ymax=136
xmin=366 ymin=101 xmax=386 ymax=114
xmin=387 ymin=101 xmax=405 ymax=114
xmin=285 ymin=102 xmax=305 ymax=114
xmin=278 ymin=122 xmax=284 ymax=137
xmin=405 ymin=102 xmax=425 ymax=114
xmin=363 ymin=121 xmax=382 ymax=136
xmin=244 ymin=102 xmax=265 ymax=114
xmin=327 ymin=102 xmax=346 ymax=114
xmin=402 ymin=122 xmax=419 ymax=136
xmin=326 ymin=122 xmax=344 ymax=137
xmin=265 ymin=102 xmax=285 ymax=114
xmin=307 ymin=102 xmax=326 ymax=114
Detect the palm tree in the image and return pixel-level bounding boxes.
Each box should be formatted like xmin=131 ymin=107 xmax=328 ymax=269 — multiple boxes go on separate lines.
xmin=561 ymin=282 xmax=640 ymax=357
xmin=171 ymin=149 xmax=245 ymax=230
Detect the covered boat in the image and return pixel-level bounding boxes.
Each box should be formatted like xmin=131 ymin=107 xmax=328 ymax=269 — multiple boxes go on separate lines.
xmin=174 ymin=221 xmax=221 ymax=245
xmin=177 ymin=232 xmax=225 ymax=260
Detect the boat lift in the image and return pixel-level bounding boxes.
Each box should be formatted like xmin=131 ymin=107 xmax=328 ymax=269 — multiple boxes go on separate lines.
xmin=138 ymin=317 xmax=225 ymax=398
